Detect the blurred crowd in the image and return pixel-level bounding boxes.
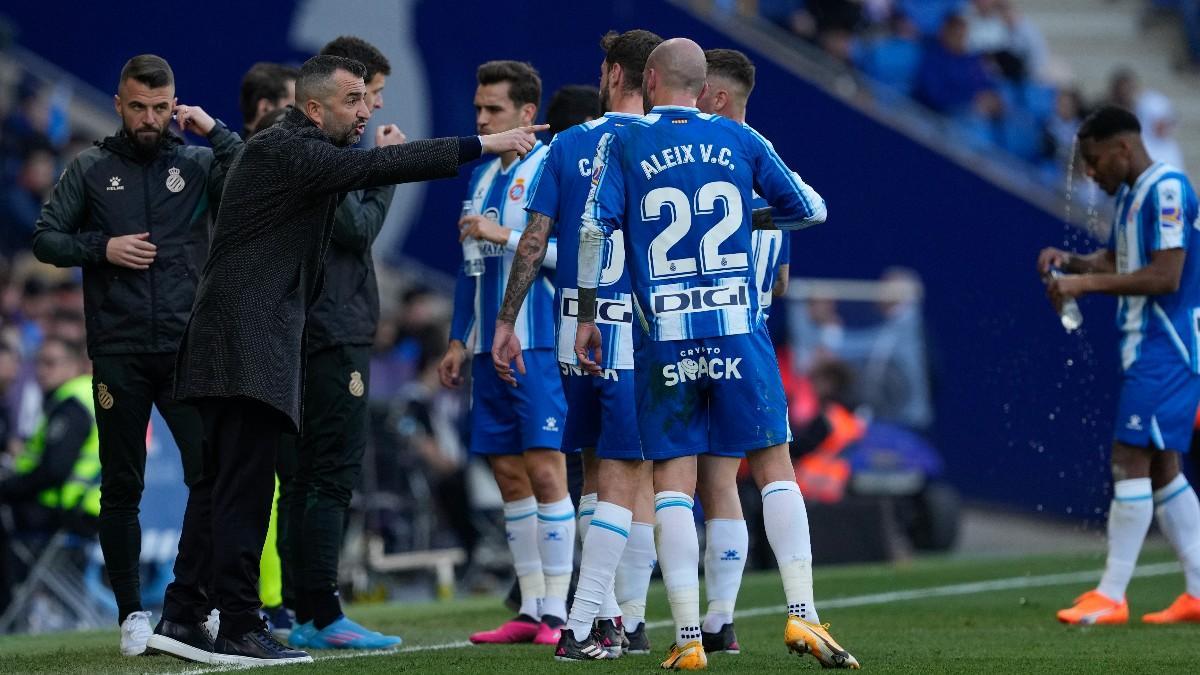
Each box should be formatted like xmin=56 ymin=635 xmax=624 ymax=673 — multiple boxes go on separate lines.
xmin=717 ymin=0 xmax=1190 ymax=185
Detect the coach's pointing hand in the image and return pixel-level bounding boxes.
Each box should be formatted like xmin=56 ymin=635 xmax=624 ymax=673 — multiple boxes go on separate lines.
xmin=480 ymin=124 xmax=550 ymax=158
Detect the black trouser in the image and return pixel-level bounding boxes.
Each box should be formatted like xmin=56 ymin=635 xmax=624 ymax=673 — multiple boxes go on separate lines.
xmin=163 ymin=396 xmax=288 ymax=637
xmin=277 ymin=344 xmax=370 ymax=627
xmin=91 ymin=353 xmax=203 ymax=623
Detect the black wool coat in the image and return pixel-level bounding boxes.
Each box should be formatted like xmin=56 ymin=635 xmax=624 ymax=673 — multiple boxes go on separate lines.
xmin=174 ymin=108 xmax=473 ymax=428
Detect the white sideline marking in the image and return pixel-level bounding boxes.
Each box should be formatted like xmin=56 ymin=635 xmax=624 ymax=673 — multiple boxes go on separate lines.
xmin=170 ymin=561 xmax=1181 ymax=672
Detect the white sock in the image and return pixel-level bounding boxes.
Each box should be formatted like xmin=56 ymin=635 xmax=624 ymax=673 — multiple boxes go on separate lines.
xmin=566 ymin=502 xmax=631 ymax=641
xmin=577 ymin=492 xmax=597 ymax=536
xmin=761 ymin=481 xmax=819 ymax=623
xmin=703 ymin=518 xmax=748 ymax=633
xmin=616 ymin=521 xmax=656 ymax=630
xmin=655 ymin=491 xmax=701 ymax=647
xmin=578 ymin=492 xmax=621 ymax=619
xmin=1154 ymin=474 xmax=1200 ymax=597
xmin=504 ymin=496 xmax=544 ymax=619
xmin=1097 ymin=477 xmax=1154 ymax=601
xmin=538 ymin=496 xmax=576 ymax=622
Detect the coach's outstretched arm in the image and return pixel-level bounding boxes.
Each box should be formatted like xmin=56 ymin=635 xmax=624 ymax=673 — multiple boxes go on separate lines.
xmin=292 ymin=124 xmax=548 ymax=196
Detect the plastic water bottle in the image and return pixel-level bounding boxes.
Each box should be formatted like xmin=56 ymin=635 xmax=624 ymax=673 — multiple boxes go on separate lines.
xmin=1049 ymin=268 xmax=1083 ymax=332
xmin=460 ymin=199 xmax=484 ymax=277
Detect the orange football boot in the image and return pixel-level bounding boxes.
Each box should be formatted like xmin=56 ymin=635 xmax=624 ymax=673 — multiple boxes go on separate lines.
xmin=1056 ymin=590 xmax=1129 ymax=625
xmin=1142 ymin=593 xmax=1200 ymax=624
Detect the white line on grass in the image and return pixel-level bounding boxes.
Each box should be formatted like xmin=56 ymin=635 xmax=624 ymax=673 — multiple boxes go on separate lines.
xmin=169 ymin=561 xmax=1181 ymax=672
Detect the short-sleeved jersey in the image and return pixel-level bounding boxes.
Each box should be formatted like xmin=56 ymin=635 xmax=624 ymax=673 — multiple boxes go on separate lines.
xmin=581 ymin=106 xmax=824 ymax=341
xmin=1109 ymin=162 xmax=1200 ymax=373
xmin=450 ymin=142 xmax=554 ymax=354
xmin=527 ymin=113 xmax=638 ymax=369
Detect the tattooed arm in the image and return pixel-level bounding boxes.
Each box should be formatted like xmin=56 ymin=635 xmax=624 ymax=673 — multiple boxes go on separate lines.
xmin=496 ymin=212 xmax=554 ymax=324
xmin=492 ymin=212 xmax=554 ymax=384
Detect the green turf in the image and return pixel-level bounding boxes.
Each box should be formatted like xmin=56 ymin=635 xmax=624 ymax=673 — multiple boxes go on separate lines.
xmin=0 ymin=548 xmax=1194 ymax=673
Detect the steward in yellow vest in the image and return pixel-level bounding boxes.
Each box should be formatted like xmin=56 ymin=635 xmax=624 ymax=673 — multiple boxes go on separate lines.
xmin=0 ymin=338 xmax=98 ymax=521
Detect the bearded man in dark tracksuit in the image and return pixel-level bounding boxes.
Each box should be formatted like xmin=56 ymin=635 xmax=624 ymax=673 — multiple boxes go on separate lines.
xmin=145 ymin=54 xmax=546 ymax=667
xmin=276 ymin=36 xmax=403 ymax=649
xmin=31 ymin=54 xmax=241 ymax=656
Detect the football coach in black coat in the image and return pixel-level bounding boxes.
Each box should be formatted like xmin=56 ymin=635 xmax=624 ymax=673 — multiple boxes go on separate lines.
xmin=147 ymin=55 xmax=546 ymax=667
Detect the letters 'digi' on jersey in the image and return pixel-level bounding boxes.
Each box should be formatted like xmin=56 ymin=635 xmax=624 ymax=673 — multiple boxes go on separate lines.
xmin=578 ymin=105 xmax=825 ymax=341
xmin=526 ymin=112 xmax=641 ymax=370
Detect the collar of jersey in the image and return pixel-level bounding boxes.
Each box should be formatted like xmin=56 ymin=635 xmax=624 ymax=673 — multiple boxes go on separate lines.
xmin=650 ymin=105 xmax=699 ymax=114
xmin=498 ymin=139 xmax=543 ymax=174
xmin=604 ymin=111 xmax=641 ymax=120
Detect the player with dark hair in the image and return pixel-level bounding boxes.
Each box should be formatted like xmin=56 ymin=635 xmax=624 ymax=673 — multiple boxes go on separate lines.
xmin=1042 ymin=104 xmax=1200 ymax=625
xmin=695 ymin=46 xmax=804 ymax=655
xmin=546 ymin=85 xmax=600 ymax=136
xmin=239 ymin=63 xmax=298 ymax=139
xmin=493 ymin=28 xmax=664 ymax=661
xmin=440 ymin=59 xmax=573 ymax=646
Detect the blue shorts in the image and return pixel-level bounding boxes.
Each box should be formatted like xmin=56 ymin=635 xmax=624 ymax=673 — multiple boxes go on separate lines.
xmin=1114 ymin=359 xmax=1200 ymax=453
xmin=559 ymin=363 xmax=644 ymax=460
xmin=469 ymin=349 xmax=567 ymax=456
xmin=632 ymin=327 xmax=789 ymax=460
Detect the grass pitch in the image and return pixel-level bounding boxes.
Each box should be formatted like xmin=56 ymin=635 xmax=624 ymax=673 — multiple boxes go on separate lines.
xmin=0 ymin=548 xmax=1193 ymax=673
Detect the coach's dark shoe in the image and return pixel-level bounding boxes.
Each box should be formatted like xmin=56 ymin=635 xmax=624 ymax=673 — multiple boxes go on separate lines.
xmin=624 ymin=621 xmax=651 ymax=654
xmin=702 ymin=622 xmax=741 ymax=655
xmin=210 ymin=623 xmax=313 ymax=666
xmin=145 ymin=617 xmax=215 ymax=664
xmin=554 ymin=629 xmax=611 ymax=661
xmin=595 ymin=618 xmax=623 ymax=657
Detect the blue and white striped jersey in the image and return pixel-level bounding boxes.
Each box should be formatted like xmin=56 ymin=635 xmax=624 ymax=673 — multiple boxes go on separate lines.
xmin=450 ymin=142 xmax=555 ymax=354
xmin=750 ymin=195 xmax=792 ymax=317
xmin=1110 ymin=162 xmax=1200 ymax=373
xmin=527 ymin=113 xmax=638 ymax=370
xmin=580 ymin=106 xmax=824 ymax=341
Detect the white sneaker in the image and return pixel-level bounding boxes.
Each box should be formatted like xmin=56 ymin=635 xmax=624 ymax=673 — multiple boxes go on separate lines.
xmin=120 ymin=610 xmax=153 ymax=656
xmin=204 ymin=609 xmax=221 ymax=642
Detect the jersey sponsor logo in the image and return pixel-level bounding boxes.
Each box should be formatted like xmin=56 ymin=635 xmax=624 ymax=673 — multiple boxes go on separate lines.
xmin=509 ymin=178 xmax=526 ymax=201
xmin=652 ymin=281 xmax=749 ymax=316
xmin=560 ymin=294 xmax=633 ymax=325
xmin=165 ymin=167 xmax=185 ymax=193
xmin=477 ymin=207 xmax=507 ymax=257
xmin=558 ymin=362 xmax=621 ymax=381
xmin=661 ymin=348 xmax=744 ymax=387
xmin=106 ymin=176 xmax=124 ymax=192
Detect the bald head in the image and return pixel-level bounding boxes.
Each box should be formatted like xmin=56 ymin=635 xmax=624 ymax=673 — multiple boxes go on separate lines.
xmin=643 ymin=38 xmax=707 ymax=109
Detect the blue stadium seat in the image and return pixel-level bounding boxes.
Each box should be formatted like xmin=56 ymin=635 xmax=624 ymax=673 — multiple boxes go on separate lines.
xmin=855 ymin=38 xmax=923 ymax=96
xmin=898 ymin=0 xmax=969 ymax=35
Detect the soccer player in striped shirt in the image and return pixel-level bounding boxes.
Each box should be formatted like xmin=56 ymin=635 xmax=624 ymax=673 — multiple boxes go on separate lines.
xmin=575 ymin=38 xmax=858 ymax=670
xmin=493 ymin=30 xmax=665 ymax=661
xmin=1043 ymin=105 xmax=1200 ymax=625
xmin=438 ymin=60 xmax=572 ymax=646
xmin=692 ymin=46 xmax=799 ymax=656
